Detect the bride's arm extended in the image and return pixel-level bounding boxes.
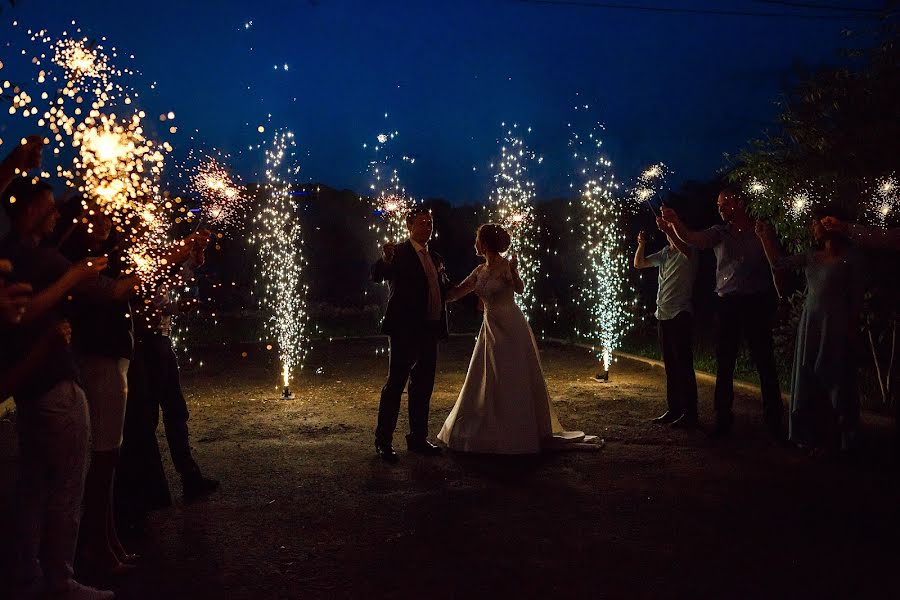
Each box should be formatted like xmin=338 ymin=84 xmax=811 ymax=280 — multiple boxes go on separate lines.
xmin=509 ymin=256 xmax=525 ymax=294
xmin=445 ymin=266 xmax=481 ymax=303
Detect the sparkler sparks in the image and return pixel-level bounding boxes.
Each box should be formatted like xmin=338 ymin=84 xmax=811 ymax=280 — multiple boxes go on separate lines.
xmin=786 ymin=189 xmax=811 ymax=220
xmin=489 ymin=123 xmax=540 ymax=320
xmin=367 ymin=122 xmax=416 ymax=244
xmin=568 ymin=113 xmax=629 ymax=372
xmin=184 ymin=151 xmax=249 ymax=233
xmin=628 ymin=162 xmax=670 ymax=214
xmin=250 ymin=130 xmax=310 ymax=392
xmin=868 ymin=175 xmax=898 ymax=227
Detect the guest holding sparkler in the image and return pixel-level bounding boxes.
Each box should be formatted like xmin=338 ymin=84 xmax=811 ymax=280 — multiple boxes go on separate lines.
xmin=60 ymin=208 xmax=140 ymax=575
xmin=1 ymin=175 xmax=134 ymax=600
xmin=116 ymin=229 xmax=219 ymax=530
xmin=662 ymin=187 xmax=785 ymax=440
xmin=634 ymin=217 xmax=699 ymax=428
xmin=756 ymin=209 xmax=865 ymax=456
xmin=821 ymin=217 xmax=900 ymax=251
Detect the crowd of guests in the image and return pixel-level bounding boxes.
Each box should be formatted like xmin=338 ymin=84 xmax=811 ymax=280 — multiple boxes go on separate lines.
xmin=1 ymin=137 xmax=219 ymax=600
xmin=636 ymin=185 xmax=898 ymax=457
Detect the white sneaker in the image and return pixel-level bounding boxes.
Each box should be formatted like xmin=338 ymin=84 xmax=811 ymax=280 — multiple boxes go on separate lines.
xmin=50 ymin=580 xmax=115 ymax=600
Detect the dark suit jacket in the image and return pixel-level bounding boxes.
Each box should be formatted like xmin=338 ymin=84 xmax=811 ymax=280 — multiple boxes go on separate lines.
xmin=371 ymin=240 xmax=450 ymax=339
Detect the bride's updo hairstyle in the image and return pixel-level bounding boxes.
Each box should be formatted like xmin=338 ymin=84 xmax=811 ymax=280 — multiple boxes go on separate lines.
xmin=477 ymin=223 xmax=512 ymax=254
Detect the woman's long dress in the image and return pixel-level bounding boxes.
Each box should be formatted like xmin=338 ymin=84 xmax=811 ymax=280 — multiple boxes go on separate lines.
xmin=776 ymin=249 xmax=866 ymax=447
xmin=438 ymin=264 xmax=564 ymax=454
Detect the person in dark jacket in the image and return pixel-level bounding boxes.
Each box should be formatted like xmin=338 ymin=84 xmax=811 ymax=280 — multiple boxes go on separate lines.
xmin=371 ymin=207 xmax=450 ymax=462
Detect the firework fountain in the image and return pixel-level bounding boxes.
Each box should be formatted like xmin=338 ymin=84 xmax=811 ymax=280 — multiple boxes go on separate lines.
xmin=250 ymin=131 xmax=310 ymax=398
xmin=568 ymin=111 xmax=630 ymax=376
xmin=489 ymin=123 xmax=541 ymax=320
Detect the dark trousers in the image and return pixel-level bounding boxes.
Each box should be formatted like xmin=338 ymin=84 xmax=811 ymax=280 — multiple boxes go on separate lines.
xmin=376 ymin=326 xmax=439 ymax=445
xmin=658 ymin=311 xmax=698 ymax=417
xmin=714 ymin=293 xmax=784 ymax=426
xmin=116 ymin=334 xmax=198 ymax=519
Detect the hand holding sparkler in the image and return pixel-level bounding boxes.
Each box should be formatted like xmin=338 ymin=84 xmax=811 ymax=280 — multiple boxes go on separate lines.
xmin=637 ymin=230 xmax=648 ymax=245
xmin=660 ymin=206 xmax=680 ymax=226
xmin=67 ymin=256 xmax=109 ymax=284
xmin=754 ymin=219 xmax=775 ymax=241
xmin=382 ymin=242 xmax=397 ymax=263
xmin=820 ymin=216 xmax=848 ymax=234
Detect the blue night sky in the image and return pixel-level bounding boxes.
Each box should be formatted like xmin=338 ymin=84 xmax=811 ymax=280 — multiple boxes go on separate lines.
xmin=0 ymin=0 xmax=884 ymax=204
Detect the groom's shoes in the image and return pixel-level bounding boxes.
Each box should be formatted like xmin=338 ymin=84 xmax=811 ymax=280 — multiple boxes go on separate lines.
xmin=406 ymin=436 xmax=442 ymax=456
xmin=375 ymin=443 xmax=399 ymax=463
xmin=650 ymin=411 xmax=681 ymax=424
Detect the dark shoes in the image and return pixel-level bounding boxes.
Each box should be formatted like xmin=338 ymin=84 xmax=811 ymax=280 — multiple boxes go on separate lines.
xmin=406 ymin=436 xmax=442 ymax=456
xmin=651 ymin=411 xmax=682 ymax=424
xmin=671 ymin=413 xmax=699 ymax=429
xmin=375 ymin=443 xmax=399 ymax=463
xmin=182 ymin=472 xmax=220 ymax=501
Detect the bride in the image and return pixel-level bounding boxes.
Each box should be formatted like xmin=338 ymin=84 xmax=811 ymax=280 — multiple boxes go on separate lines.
xmin=438 ymin=223 xmax=594 ymax=454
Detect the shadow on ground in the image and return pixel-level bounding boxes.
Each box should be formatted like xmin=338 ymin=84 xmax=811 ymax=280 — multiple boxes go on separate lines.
xmin=2 ymin=337 xmax=899 ymax=599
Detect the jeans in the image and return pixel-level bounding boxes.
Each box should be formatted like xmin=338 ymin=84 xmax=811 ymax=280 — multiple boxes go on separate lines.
xmin=14 ymin=380 xmax=89 ymax=590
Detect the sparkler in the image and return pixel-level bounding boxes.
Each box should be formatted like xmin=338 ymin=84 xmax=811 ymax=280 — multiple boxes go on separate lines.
xmin=183 ymin=150 xmax=249 ymax=234
xmin=250 ymin=131 xmax=310 ymax=396
xmin=628 ymin=162 xmax=670 ymax=215
xmin=867 ymin=175 xmax=898 ymax=227
xmin=489 ymin=123 xmax=541 ymax=320
xmin=785 ymin=189 xmax=812 ymax=221
xmin=567 ymin=112 xmax=630 ymax=374
xmin=366 ymin=123 xmax=417 ymax=244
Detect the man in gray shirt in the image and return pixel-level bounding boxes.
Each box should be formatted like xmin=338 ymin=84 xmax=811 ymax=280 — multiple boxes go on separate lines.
xmin=662 ymin=187 xmax=784 ymax=439
xmin=635 ymin=217 xmax=699 ymax=428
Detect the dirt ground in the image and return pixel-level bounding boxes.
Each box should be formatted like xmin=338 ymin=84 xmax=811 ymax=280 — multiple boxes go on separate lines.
xmin=2 ymin=337 xmax=900 ymax=599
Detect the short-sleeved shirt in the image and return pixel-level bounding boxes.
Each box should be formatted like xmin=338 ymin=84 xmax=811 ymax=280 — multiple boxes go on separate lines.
xmin=646 ymin=245 xmax=698 ymax=320
xmin=698 ymin=222 xmax=772 ymax=296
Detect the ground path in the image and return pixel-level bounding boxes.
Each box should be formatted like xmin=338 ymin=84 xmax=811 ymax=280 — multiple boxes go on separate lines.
xmin=2 ymin=337 xmax=898 ymax=599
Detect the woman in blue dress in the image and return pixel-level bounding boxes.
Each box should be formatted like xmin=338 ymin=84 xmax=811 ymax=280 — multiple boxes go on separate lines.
xmin=756 ymin=210 xmax=866 ymax=455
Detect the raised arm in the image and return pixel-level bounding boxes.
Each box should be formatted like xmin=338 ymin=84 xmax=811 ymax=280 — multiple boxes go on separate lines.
xmin=19 ymin=257 xmax=109 ymax=324
xmin=822 ymin=217 xmax=900 ymax=251
xmin=660 ymin=207 xmax=720 ymax=249
xmin=633 ymin=231 xmax=653 ymax=268
xmin=371 ymin=242 xmax=396 ymax=283
xmin=446 ymin=265 xmax=481 ymax=303
xmin=754 ymin=219 xmax=793 ymax=298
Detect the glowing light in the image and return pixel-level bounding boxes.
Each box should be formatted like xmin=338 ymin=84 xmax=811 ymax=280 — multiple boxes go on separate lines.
xmin=184 ymin=151 xmax=249 ymax=233
xmin=367 ymin=120 xmax=417 ymax=244
xmin=868 ymin=174 xmax=898 ymax=227
xmin=628 ymin=162 xmax=670 ymax=212
xmin=568 ymin=112 xmax=629 ymax=371
xmin=249 ymin=130 xmax=310 ymax=390
xmin=489 ymin=123 xmax=539 ymax=320
xmin=787 ymin=190 xmax=811 ymax=220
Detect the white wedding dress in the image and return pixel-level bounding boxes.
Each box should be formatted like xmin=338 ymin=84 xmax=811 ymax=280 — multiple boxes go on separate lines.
xmin=439 ymin=263 xmax=594 ymax=454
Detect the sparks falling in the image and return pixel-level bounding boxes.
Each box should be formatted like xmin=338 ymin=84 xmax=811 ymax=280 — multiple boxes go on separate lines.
xmin=489 ymin=123 xmax=541 ymax=320
xmin=567 ymin=112 xmax=630 ymax=372
xmin=868 ymin=175 xmax=898 ymax=227
xmin=185 ymin=151 xmax=249 ymax=233
xmin=250 ymin=130 xmax=310 ymax=391
xmin=366 ymin=123 xmax=416 ymax=244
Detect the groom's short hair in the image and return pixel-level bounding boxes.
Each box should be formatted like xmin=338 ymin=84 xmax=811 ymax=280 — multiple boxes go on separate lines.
xmin=405 ymin=206 xmax=431 ymax=226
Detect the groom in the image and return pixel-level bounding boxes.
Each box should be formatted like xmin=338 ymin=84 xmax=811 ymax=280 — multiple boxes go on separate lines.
xmin=371 ymin=207 xmax=449 ymax=463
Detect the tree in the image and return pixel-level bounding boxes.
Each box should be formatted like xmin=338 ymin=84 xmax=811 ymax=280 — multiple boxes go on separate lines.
xmin=730 ymin=12 xmax=899 ymax=409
